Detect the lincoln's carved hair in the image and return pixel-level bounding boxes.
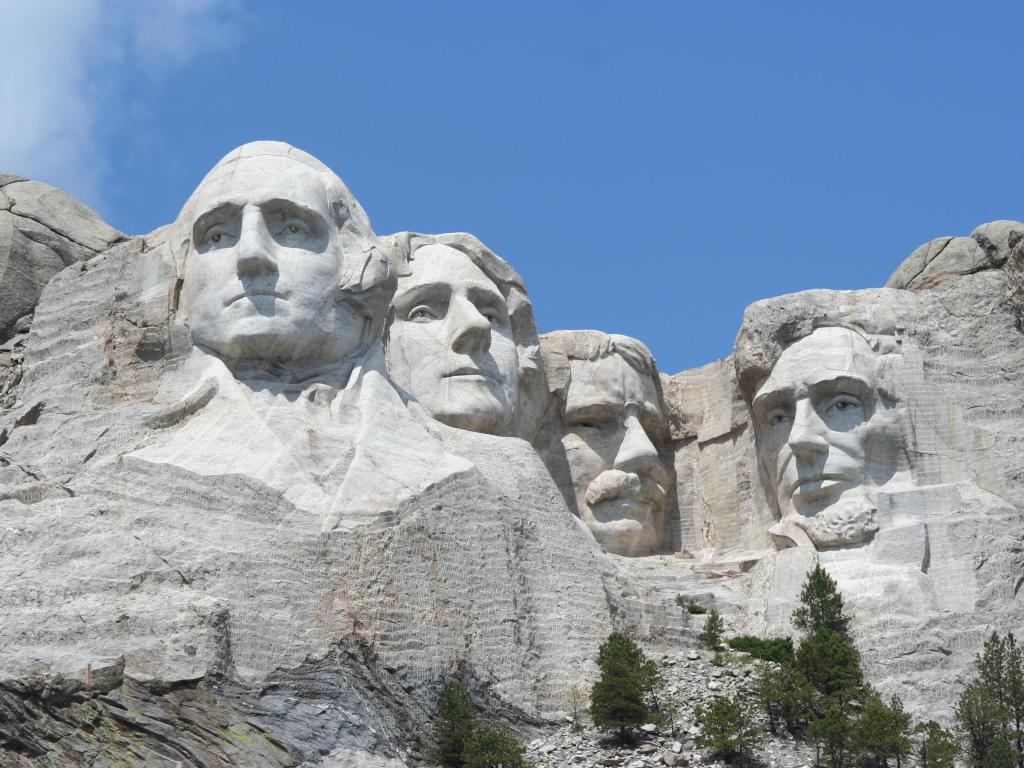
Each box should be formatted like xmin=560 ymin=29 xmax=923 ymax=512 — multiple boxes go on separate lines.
xmin=170 ymin=141 xmax=394 ymax=322
xmin=384 ymin=231 xmax=547 ymax=440
xmin=539 ymin=329 xmax=660 ymax=405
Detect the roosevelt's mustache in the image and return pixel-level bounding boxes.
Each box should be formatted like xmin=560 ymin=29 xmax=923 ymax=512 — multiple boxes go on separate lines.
xmin=585 ymin=468 xmax=668 ymax=507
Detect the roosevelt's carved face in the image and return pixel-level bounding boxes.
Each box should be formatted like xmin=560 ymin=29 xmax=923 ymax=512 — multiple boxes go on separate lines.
xmin=752 ymin=326 xmax=900 ymax=546
xmin=181 ymin=156 xmax=367 ymax=370
xmin=386 ymin=244 xmax=519 ymax=435
xmin=560 ymin=354 xmax=669 ymax=555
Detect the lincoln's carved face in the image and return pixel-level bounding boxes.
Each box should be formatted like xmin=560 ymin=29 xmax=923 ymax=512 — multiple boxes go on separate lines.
xmin=560 ymin=354 xmax=669 ymax=555
xmin=751 ymin=326 xmax=900 ymax=546
xmin=386 ymin=244 xmax=520 ymax=434
xmin=181 ymin=155 xmax=368 ymax=370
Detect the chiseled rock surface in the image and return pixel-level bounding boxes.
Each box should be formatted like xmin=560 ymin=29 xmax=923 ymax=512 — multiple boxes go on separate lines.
xmin=0 ymin=176 xmax=124 ymax=343
xmin=1 ymin=148 xmax=1023 ymax=767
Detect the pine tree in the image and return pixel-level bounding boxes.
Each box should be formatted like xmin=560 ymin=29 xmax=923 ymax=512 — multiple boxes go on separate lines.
xmin=915 ymin=720 xmax=958 ymax=768
xmin=694 ymin=695 xmax=759 ymax=762
xmin=703 ymin=608 xmax=725 ymax=650
xmin=756 ymin=661 xmax=814 ymax=736
xmin=985 ymin=737 xmax=1018 ymax=768
xmin=958 ymin=679 xmax=1009 ymax=768
xmin=795 ymin=628 xmax=863 ymax=706
xmin=590 ymin=632 xmax=659 ymax=742
xmin=792 ymin=564 xmax=850 ymax=637
xmin=1002 ymin=634 xmax=1024 ymax=768
xmin=434 ymin=679 xmax=477 ymax=768
xmin=461 ymin=724 xmax=534 ymax=768
xmin=853 ymin=690 xmax=912 ymax=768
xmin=808 ymin=702 xmax=854 ymax=768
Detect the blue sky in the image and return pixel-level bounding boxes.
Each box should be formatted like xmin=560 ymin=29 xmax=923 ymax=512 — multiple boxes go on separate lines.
xmin=4 ymin=2 xmax=1023 ymax=374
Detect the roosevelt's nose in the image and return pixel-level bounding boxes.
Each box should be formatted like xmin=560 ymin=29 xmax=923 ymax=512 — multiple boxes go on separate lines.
xmin=449 ymin=296 xmax=491 ymax=354
xmin=787 ymin=398 xmax=829 ymax=460
xmin=613 ymin=406 xmax=660 ymax=475
xmin=235 ymin=206 xmax=277 ymax=276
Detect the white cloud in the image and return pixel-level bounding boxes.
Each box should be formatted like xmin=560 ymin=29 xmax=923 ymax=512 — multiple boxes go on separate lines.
xmin=0 ymin=0 xmax=240 ymax=212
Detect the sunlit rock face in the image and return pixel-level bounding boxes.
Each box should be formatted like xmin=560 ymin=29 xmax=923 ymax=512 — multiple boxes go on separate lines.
xmin=382 ymin=232 xmax=547 ymax=441
xmin=0 ymin=145 xmax=613 ymax=766
xmin=539 ymin=330 xmax=673 ymax=556
xmin=2 ymin=138 xmax=1024 ymax=764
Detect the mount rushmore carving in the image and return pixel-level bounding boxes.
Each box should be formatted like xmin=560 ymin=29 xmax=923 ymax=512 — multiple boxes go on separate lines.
xmin=1 ymin=141 xmax=1023 ymax=765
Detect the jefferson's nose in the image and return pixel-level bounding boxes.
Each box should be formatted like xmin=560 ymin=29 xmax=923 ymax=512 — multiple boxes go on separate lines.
xmin=787 ymin=399 xmax=829 ymax=460
xmin=235 ymin=207 xmax=277 ymax=276
xmin=449 ymin=297 xmax=491 ymax=354
xmin=613 ymin=407 xmax=660 ymax=475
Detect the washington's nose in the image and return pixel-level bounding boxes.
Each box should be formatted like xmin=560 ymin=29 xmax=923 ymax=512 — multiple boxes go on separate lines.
xmin=787 ymin=399 xmax=829 ymax=459
xmin=613 ymin=408 xmax=660 ymax=474
xmin=449 ymin=297 xmax=491 ymax=354
xmin=235 ymin=207 xmax=277 ymax=276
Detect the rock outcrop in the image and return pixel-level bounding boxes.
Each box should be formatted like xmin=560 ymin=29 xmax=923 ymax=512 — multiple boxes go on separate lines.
xmin=1 ymin=142 xmax=1022 ymax=765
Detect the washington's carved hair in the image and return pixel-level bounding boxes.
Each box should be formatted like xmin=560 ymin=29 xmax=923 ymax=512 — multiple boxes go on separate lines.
xmin=169 ymin=141 xmax=394 ymax=318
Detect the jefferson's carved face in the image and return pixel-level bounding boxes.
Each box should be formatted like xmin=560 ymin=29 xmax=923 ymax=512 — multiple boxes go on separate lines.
xmin=752 ymin=327 xmax=899 ymax=544
xmin=181 ymin=156 xmax=366 ymax=369
xmin=386 ymin=244 xmax=519 ymax=435
xmin=560 ymin=354 xmax=668 ymax=555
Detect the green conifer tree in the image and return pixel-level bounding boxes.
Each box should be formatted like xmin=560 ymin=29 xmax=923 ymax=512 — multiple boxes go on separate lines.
xmin=434 ymin=679 xmax=476 ymax=768
xmin=958 ymin=679 xmax=1010 ymax=768
xmin=756 ymin=661 xmax=814 ymax=736
xmin=703 ymin=607 xmax=725 ymax=650
xmin=694 ymin=695 xmax=759 ymax=763
xmin=461 ymin=724 xmax=534 ymax=768
xmin=589 ymin=632 xmax=659 ymax=742
xmin=853 ymin=690 xmax=912 ymax=768
xmin=792 ymin=564 xmax=851 ymax=637
xmin=808 ymin=702 xmax=854 ymax=768
xmin=914 ymin=720 xmax=958 ymax=768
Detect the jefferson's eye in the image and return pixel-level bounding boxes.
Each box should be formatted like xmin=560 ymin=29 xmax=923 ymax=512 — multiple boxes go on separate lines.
xmin=408 ymin=306 xmax=438 ymax=322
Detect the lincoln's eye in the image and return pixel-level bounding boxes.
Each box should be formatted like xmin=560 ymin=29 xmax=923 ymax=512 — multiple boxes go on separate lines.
xmin=211 ymin=233 xmax=222 ymax=243
xmin=289 ymin=224 xmax=300 ymax=234
xmin=409 ymin=306 xmax=437 ymax=322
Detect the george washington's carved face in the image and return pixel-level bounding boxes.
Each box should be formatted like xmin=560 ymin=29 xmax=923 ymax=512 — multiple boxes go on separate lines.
xmin=752 ymin=327 xmax=901 ymax=547
xmin=386 ymin=245 xmax=519 ymax=435
xmin=182 ymin=155 xmax=369 ymax=370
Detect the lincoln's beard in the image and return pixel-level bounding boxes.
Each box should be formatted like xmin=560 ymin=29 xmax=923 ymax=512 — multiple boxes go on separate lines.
xmin=788 ymin=492 xmax=878 ymax=548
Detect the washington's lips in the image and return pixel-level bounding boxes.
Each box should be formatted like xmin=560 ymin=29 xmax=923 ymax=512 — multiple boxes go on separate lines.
xmin=227 ymin=290 xmax=285 ymax=305
xmin=442 ymin=366 xmax=497 ymax=381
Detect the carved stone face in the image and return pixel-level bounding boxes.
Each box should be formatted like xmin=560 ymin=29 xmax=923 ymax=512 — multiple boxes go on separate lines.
xmin=560 ymin=354 xmax=669 ymax=555
xmin=386 ymin=244 xmax=520 ymax=435
xmin=181 ymin=155 xmax=367 ymax=370
xmin=751 ymin=326 xmax=900 ymax=546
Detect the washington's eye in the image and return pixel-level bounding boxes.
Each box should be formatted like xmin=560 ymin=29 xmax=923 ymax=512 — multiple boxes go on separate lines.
xmin=408 ymin=306 xmax=438 ymax=322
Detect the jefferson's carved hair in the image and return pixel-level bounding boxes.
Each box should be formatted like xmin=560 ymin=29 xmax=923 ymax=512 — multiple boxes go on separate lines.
xmin=383 ymin=231 xmax=546 ymax=441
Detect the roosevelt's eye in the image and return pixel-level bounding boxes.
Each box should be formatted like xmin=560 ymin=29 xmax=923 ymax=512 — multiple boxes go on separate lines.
xmin=408 ymin=306 xmax=438 ymax=322
xmin=828 ymin=395 xmax=863 ymax=413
